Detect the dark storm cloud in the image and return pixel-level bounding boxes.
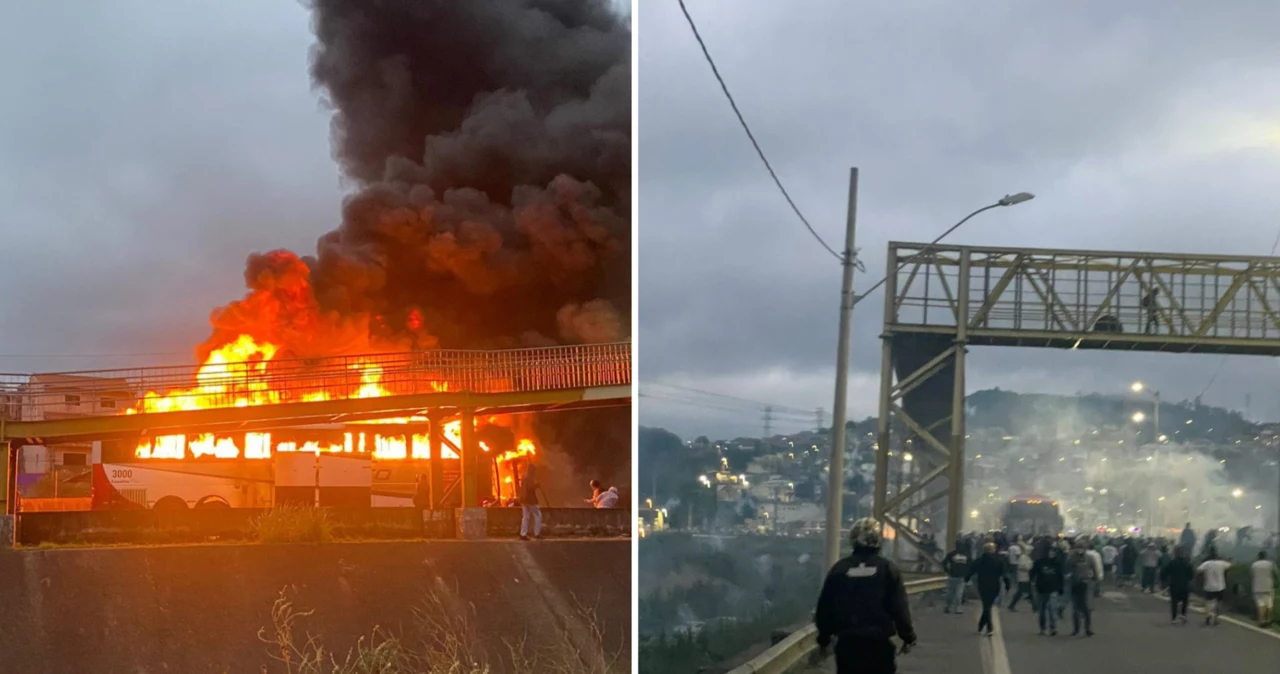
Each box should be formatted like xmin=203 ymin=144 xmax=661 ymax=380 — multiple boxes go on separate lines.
xmin=639 ymin=1 xmax=1280 ymax=438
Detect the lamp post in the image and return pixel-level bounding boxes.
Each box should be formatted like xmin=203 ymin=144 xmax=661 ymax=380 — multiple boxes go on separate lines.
xmin=822 ymin=166 xmax=1034 ymax=568
xmin=1131 ymin=382 xmax=1161 ymax=532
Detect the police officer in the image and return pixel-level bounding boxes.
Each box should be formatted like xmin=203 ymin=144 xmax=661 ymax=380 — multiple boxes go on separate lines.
xmin=814 ymin=518 xmax=918 ymax=674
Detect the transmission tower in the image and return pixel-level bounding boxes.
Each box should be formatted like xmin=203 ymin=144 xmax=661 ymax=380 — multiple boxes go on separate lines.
xmin=763 ymin=406 xmax=773 ymax=438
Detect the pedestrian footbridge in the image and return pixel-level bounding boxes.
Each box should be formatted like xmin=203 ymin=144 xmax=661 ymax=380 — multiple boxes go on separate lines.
xmin=0 ymin=342 xmax=631 ymax=442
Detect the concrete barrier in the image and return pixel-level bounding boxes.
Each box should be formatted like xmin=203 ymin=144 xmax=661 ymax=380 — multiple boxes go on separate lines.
xmin=14 ymin=507 xmax=456 ymax=545
xmin=0 ymin=539 xmax=630 ymax=674
xmin=726 ymin=576 xmax=946 ymax=674
xmin=482 ymin=506 xmax=632 ymax=537
xmin=13 ymin=507 xmax=628 ymax=546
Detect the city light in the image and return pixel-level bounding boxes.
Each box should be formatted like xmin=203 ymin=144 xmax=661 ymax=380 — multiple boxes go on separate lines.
xmin=1130 ymin=381 xmax=1144 ymax=393
xmin=1132 ymin=411 xmax=1146 ymax=424
xmin=970 ymin=509 xmax=980 ymax=519
xmin=1232 ymin=488 xmax=1244 ymax=498
xmin=903 ymin=453 xmax=914 ymax=463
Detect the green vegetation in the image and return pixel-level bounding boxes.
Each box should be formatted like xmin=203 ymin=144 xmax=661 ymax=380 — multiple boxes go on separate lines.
xmin=259 ymin=587 xmax=624 ymax=674
xmin=638 ymin=534 xmax=823 ymax=674
xmin=254 ymin=506 xmax=335 ymax=544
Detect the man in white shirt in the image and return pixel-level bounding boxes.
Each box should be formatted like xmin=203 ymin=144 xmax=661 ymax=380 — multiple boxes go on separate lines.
xmin=1101 ymin=542 xmax=1119 ymax=585
xmin=1251 ymin=551 xmax=1279 ymax=627
xmin=1085 ymin=544 xmax=1105 ymax=598
xmin=1197 ymin=553 xmax=1233 ymax=626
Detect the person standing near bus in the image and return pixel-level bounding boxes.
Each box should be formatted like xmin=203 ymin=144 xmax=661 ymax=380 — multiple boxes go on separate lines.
xmin=519 ymin=463 xmax=542 ymax=541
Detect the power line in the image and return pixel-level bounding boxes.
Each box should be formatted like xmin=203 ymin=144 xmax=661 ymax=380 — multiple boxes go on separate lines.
xmin=676 ymin=0 xmax=842 ymax=263
xmin=646 ymin=382 xmax=812 ymax=416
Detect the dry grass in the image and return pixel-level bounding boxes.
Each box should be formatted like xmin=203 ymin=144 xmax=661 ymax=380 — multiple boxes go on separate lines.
xmin=253 ymin=506 xmax=334 ymax=544
xmin=258 ymin=587 xmax=625 ymax=674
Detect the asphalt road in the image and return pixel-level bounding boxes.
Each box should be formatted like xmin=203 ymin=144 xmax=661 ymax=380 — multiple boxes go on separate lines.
xmin=798 ymin=587 xmax=1280 ymax=674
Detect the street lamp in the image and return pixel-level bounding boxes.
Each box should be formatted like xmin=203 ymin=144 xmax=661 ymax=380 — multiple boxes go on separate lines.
xmin=1232 ymin=488 xmax=1244 ymax=499
xmin=824 ymin=167 xmax=1035 ymax=568
xmin=1131 ymin=411 xmax=1146 ymax=424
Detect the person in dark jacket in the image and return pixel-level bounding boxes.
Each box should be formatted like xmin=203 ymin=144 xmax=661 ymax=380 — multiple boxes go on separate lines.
xmin=814 ymin=518 xmax=917 ymax=674
xmin=518 ymin=463 xmax=542 ymax=540
xmin=1161 ymin=544 xmax=1195 ymax=624
xmin=942 ymin=540 xmax=973 ymax=614
xmin=1180 ymin=523 xmax=1196 ymax=554
xmin=1031 ymin=546 xmax=1065 ymax=635
xmin=1120 ymin=539 xmax=1138 ymax=586
xmin=965 ymin=542 xmax=1010 ymax=636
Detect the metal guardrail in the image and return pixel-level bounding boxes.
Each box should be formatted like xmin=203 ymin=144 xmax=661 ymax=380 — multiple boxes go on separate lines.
xmin=727 ymin=576 xmax=946 ymax=674
xmin=0 ymin=342 xmax=630 ymax=420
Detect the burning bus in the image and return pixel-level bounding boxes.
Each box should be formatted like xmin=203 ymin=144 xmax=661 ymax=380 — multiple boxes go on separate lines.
xmin=91 ymin=423 xmax=536 ymax=510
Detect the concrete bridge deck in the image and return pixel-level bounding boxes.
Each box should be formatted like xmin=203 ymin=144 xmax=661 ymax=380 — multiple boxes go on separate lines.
xmin=795 ymin=587 xmax=1280 ymax=674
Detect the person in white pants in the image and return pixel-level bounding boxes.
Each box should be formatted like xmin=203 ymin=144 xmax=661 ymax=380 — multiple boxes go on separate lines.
xmin=1251 ymin=551 xmax=1278 ymax=627
xmin=1196 ymin=553 xmax=1232 ymax=626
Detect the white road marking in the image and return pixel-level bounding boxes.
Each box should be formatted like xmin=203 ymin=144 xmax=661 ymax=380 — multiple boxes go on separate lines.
xmin=981 ymin=607 xmax=1013 ymax=674
xmin=988 ymin=608 xmax=1008 ymax=674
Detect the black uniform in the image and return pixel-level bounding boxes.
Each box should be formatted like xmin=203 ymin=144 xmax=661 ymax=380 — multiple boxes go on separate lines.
xmin=965 ymin=552 xmax=1010 ymax=634
xmin=815 ymin=548 xmax=917 ymax=674
xmin=1161 ymin=555 xmax=1195 ymax=620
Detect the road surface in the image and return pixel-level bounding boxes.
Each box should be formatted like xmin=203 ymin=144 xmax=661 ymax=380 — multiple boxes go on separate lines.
xmin=797 ymin=587 xmax=1280 ymax=673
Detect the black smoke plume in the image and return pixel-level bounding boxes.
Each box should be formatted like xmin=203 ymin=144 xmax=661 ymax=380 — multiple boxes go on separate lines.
xmin=205 ymin=0 xmax=631 ymax=479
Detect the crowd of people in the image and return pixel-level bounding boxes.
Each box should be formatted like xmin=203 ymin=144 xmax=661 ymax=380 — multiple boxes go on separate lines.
xmin=811 ymin=519 xmax=1278 ymax=674
xmin=939 ymin=522 xmax=1280 ymax=636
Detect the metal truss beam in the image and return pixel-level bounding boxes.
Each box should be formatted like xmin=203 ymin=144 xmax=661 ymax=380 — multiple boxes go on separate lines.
xmin=874 ymin=239 xmax=1280 ymax=568
xmin=886 ymin=241 xmax=1280 ymax=353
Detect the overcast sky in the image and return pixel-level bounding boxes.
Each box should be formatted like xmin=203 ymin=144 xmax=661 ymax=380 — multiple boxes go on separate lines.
xmin=0 ymin=1 xmax=337 ymax=370
xmin=639 ymin=1 xmax=1280 ymax=439
xmin=0 ymin=0 xmax=631 ymax=375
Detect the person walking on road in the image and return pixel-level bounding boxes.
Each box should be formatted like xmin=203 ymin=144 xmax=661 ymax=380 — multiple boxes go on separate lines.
xmin=1031 ymin=545 xmax=1065 ymax=636
xmin=814 ymin=518 xmax=918 ymax=674
xmin=1009 ymin=550 xmax=1034 ymax=611
xmin=1068 ymin=538 xmax=1098 ymax=637
xmin=518 ymin=463 xmax=542 ymax=541
xmin=942 ymin=539 xmax=973 ymax=615
xmin=1086 ymin=539 xmax=1104 ymax=599
xmin=966 ymin=542 xmax=1010 ymax=637
xmin=1251 ymin=551 xmax=1278 ymax=627
xmin=1102 ymin=540 xmax=1119 ymax=586
xmin=1161 ymin=545 xmax=1194 ymax=624
xmin=1196 ymin=550 xmax=1232 ymax=626
xmin=1140 ymin=543 xmax=1161 ymax=593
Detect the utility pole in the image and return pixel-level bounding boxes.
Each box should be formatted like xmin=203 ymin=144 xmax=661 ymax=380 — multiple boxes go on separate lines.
xmin=763 ymin=406 xmax=773 ymax=438
xmin=824 ymin=167 xmax=859 ymax=569
xmin=816 ymin=407 xmax=825 ymax=433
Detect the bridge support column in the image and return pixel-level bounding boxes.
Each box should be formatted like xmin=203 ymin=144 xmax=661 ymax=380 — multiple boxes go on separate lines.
xmin=460 ymin=408 xmax=478 ymax=507
xmin=429 ymin=414 xmax=444 ymax=509
xmin=874 ymin=332 xmax=966 ymax=566
xmin=4 ymin=441 xmax=17 ymax=517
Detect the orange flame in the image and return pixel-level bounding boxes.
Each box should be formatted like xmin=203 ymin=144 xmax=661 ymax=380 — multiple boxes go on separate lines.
xmin=128 ymin=335 xmax=512 ymax=465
